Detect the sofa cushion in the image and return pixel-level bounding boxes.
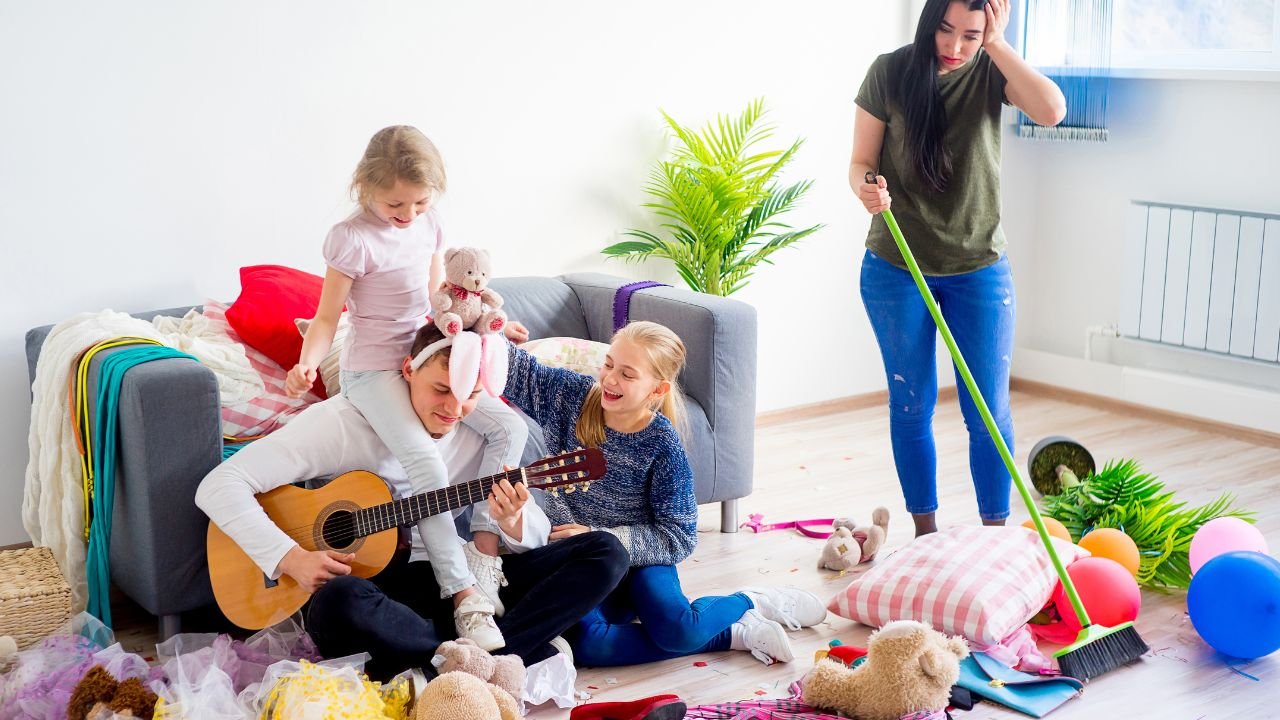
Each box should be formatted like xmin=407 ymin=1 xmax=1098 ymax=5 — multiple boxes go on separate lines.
xmin=520 ymin=336 xmax=609 ymax=377
xmin=225 ymin=265 xmax=329 ymax=398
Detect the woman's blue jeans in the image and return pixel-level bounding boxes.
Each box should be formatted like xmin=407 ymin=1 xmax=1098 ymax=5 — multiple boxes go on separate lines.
xmin=859 ymin=249 xmax=1016 ymax=521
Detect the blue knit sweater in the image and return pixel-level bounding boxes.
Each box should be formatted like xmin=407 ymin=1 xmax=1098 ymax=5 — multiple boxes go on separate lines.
xmin=505 ymin=343 xmax=698 ymax=566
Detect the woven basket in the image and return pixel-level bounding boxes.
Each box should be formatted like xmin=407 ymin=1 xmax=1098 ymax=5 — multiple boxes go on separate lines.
xmin=0 ymin=546 xmax=72 ymax=650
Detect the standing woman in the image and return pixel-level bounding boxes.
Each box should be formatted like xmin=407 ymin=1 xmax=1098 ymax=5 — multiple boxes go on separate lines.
xmin=850 ymin=0 xmax=1064 ymax=537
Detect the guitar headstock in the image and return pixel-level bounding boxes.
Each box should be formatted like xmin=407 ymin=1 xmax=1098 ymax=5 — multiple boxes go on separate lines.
xmin=523 ymin=447 xmax=606 ymax=494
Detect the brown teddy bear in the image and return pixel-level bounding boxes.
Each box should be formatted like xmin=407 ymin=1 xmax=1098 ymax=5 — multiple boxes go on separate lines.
xmin=430 ymin=247 xmax=507 ymax=337
xmin=414 ymin=671 xmax=522 ymax=720
xmin=819 ymin=507 xmax=890 ymax=572
xmin=67 ymin=665 xmax=159 ymax=720
xmin=431 ymin=638 xmax=526 ymax=702
xmin=802 ymin=620 xmax=968 ymax=720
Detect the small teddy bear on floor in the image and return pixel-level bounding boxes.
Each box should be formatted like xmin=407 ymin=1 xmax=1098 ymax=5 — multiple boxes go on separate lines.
xmin=803 ymin=620 xmax=968 ymax=720
xmin=819 ymin=507 xmax=890 ymax=572
xmin=431 ymin=638 xmax=525 ymax=702
xmin=415 ymin=671 xmax=522 ymax=720
xmin=431 ymin=247 xmax=507 ymax=337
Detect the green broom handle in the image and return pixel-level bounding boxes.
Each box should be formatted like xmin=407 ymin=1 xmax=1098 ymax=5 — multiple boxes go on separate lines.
xmin=873 ymin=197 xmax=1092 ymax=628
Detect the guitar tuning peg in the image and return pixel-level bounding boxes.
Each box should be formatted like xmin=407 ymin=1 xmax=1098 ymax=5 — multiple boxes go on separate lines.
xmin=549 ymin=487 xmax=559 ymax=497
xmin=564 ymin=484 xmax=576 ymax=494
xmin=578 ymin=482 xmax=590 ymax=492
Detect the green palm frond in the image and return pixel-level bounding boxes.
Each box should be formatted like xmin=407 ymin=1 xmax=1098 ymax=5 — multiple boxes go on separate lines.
xmin=608 ymin=98 xmax=823 ymax=296
xmin=1040 ymin=458 xmax=1255 ymax=589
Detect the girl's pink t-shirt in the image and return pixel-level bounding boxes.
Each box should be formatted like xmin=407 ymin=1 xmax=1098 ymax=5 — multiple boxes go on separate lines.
xmin=323 ymin=208 xmax=442 ymax=372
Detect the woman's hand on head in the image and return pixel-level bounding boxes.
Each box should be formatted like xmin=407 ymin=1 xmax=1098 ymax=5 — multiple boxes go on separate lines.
xmin=284 ymin=364 xmax=317 ymax=399
xmin=983 ymin=0 xmax=1012 ymax=49
xmin=859 ymin=175 xmax=892 ymax=215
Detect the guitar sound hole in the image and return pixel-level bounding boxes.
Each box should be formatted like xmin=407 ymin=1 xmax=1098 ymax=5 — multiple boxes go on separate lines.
xmin=320 ymin=511 xmax=359 ymax=551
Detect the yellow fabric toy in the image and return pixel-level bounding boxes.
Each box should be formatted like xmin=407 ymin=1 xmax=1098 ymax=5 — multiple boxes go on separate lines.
xmin=257 ymin=660 xmax=411 ymax=720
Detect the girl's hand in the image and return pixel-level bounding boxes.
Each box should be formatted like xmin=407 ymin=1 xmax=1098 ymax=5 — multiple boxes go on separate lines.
xmin=984 ymin=0 xmax=1011 ymax=49
xmin=859 ymin=174 xmax=892 ymax=215
xmin=488 ymin=475 xmax=530 ymax=537
xmin=550 ymin=523 xmax=590 ymax=540
xmin=285 ymin=363 xmax=317 ymax=398
xmin=504 ymin=321 xmax=530 ymax=344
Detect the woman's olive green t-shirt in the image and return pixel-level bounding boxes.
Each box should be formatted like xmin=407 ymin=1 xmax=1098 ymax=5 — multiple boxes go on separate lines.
xmin=856 ymin=46 xmax=1009 ymax=276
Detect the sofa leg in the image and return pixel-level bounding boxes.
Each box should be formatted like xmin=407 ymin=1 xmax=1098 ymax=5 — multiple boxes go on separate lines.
xmin=720 ymin=499 xmax=739 ymax=533
xmin=159 ymin=614 xmax=181 ymax=641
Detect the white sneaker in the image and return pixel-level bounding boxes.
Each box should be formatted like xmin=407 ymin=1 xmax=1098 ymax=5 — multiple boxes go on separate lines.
xmin=455 ymin=594 xmax=505 ymax=652
xmin=730 ymin=609 xmax=794 ymax=665
xmin=464 ymin=541 xmax=509 ymax=617
xmin=742 ymin=586 xmax=828 ymax=630
xmin=549 ymin=635 xmax=574 ymax=664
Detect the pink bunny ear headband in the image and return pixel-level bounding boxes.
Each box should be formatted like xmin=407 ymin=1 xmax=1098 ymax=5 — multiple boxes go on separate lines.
xmin=409 ymin=330 xmax=509 ymax=402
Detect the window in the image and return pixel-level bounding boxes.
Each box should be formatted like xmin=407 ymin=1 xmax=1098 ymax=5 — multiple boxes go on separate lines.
xmin=1023 ymin=0 xmax=1280 ymax=78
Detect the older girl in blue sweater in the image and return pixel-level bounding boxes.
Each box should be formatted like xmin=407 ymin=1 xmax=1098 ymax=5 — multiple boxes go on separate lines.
xmin=502 ymin=321 xmax=825 ymax=666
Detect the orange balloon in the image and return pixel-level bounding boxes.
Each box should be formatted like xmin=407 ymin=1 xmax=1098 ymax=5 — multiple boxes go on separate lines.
xmin=1022 ymin=517 xmax=1072 ymax=543
xmin=1078 ymin=527 xmax=1141 ymax=578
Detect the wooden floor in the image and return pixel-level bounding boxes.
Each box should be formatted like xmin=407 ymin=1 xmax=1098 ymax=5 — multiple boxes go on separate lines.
xmin=548 ymin=387 xmax=1280 ymax=719
xmin=105 ymin=387 xmax=1280 ymax=718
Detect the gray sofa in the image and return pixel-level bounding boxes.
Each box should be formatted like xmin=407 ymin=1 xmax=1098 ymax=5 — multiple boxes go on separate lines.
xmin=25 ymin=272 xmax=757 ymax=637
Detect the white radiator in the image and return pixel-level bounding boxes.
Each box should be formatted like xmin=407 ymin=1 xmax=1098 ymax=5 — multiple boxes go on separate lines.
xmin=1120 ymin=201 xmax=1280 ymax=363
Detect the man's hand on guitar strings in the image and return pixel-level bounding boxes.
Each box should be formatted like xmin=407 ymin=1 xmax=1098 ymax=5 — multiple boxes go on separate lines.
xmin=488 ymin=471 xmax=530 ymax=541
xmin=277 ymin=546 xmax=355 ymax=593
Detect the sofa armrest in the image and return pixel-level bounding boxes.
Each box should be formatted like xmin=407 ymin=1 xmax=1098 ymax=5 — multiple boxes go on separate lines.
xmin=559 ymin=273 xmax=758 ymax=428
xmin=85 ymin=347 xmax=222 ymax=616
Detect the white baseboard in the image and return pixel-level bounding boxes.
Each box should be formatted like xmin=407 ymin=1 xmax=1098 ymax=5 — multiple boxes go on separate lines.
xmin=1013 ymin=348 xmax=1280 ymax=435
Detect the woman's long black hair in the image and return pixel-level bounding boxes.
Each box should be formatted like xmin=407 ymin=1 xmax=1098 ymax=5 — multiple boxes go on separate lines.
xmin=897 ymin=0 xmax=987 ymax=194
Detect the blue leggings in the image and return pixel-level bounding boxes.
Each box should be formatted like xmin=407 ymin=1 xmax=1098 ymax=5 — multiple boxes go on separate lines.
xmin=569 ymin=564 xmax=751 ymax=666
xmin=859 ymin=249 xmax=1016 ymax=521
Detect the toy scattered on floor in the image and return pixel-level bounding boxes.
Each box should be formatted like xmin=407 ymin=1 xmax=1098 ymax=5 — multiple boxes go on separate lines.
xmin=1188 ymin=550 xmax=1280 ymax=660
xmin=1077 ymin=527 xmax=1141 ymax=578
xmin=67 ymin=665 xmax=158 ymax=720
xmin=1020 ymin=516 xmax=1071 ymax=543
xmin=819 ymin=508 xmax=890 ymax=572
xmin=741 ymin=513 xmax=839 ymax=538
xmin=431 ymin=247 xmax=507 ymax=337
xmin=431 ymin=638 xmax=526 ymax=702
xmin=802 ymin=620 xmax=968 ymax=720
xmin=813 ymin=639 xmax=868 ymax=668
xmin=1189 ymin=516 xmax=1270 ymax=575
xmin=569 ymin=693 xmax=687 ymax=720
xmin=416 ymin=671 xmax=522 ymax=720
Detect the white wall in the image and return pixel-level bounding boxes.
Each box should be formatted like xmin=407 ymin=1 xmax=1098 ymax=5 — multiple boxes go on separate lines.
xmin=0 ymin=1 xmax=911 ymax=544
xmin=1003 ymin=78 xmax=1280 ymax=362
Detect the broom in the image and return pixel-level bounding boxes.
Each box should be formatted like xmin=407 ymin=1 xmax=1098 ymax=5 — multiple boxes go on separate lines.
xmin=868 ymin=173 xmax=1148 ymax=681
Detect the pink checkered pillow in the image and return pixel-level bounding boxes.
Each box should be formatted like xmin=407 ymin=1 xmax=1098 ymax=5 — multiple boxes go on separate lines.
xmin=203 ymin=300 xmax=317 ymax=439
xmin=827 ymin=525 xmax=1089 ymax=647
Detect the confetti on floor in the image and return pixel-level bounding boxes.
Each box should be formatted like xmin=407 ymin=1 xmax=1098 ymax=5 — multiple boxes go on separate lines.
xmin=605 ymin=677 xmax=618 ymax=685
xmin=693 ymin=661 xmax=707 ymax=667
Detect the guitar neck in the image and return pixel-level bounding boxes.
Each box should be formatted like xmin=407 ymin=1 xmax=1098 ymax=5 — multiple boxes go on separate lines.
xmin=354 ymin=468 xmax=524 ymax=538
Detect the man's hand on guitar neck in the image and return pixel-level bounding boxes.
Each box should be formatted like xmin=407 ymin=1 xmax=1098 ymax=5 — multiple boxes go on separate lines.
xmin=487 ymin=472 xmax=531 ymax=542
xmin=277 ymin=546 xmax=356 ymax=593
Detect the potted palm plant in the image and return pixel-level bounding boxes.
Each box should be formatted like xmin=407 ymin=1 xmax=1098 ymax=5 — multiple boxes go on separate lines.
xmin=603 ymin=98 xmax=824 ymax=296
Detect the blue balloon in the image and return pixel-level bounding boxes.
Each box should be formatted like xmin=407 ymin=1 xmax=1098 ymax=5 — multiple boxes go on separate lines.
xmin=1187 ymin=551 xmax=1280 ymax=660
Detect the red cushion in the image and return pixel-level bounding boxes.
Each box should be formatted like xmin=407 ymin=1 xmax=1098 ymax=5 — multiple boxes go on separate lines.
xmin=225 ymin=265 xmax=329 ymax=398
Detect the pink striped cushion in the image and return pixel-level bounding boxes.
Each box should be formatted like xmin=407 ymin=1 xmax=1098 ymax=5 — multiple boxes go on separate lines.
xmin=827 ymin=525 xmax=1088 ymax=647
xmin=204 ymin=300 xmax=317 ymax=439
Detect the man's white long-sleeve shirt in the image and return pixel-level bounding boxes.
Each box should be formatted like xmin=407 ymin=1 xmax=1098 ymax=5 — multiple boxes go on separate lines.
xmin=196 ymin=395 xmax=550 ymax=580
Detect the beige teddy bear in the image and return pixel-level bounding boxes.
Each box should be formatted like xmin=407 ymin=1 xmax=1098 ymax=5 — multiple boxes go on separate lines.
xmin=802 ymin=620 xmax=968 ymax=720
xmin=415 ymin=671 xmax=522 ymax=720
xmin=819 ymin=507 xmax=890 ymax=572
xmin=430 ymin=247 xmax=507 ymax=337
xmin=431 ymin=638 xmax=525 ymax=702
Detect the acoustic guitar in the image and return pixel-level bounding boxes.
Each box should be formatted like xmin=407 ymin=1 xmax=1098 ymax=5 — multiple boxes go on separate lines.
xmin=207 ymin=448 xmax=605 ymax=630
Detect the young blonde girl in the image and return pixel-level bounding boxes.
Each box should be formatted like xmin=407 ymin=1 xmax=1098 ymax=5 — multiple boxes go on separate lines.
xmin=285 ymin=125 xmax=526 ymax=651
xmin=503 ymin=321 xmax=826 ymax=666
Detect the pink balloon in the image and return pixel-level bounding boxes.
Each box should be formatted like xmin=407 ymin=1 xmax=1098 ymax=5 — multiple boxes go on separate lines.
xmin=1190 ymin=517 xmax=1269 ymax=575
